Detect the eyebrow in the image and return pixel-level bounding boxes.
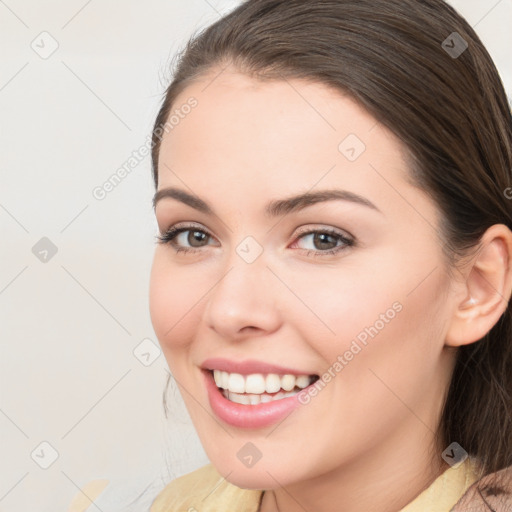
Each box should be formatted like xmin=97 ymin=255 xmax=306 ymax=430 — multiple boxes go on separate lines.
xmin=152 ymin=187 xmax=382 ymax=217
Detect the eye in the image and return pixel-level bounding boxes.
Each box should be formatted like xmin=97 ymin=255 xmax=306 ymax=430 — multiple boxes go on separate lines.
xmin=291 ymin=227 xmax=354 ymax=257
xmin=156 ymin=224 xmax=215 ymax=254
xmin=156 ymin=224 xmax=355 ymax=257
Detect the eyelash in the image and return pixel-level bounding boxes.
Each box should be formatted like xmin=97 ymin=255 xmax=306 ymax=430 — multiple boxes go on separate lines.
xmin=155 ymin=224 xmax=355 ymax=257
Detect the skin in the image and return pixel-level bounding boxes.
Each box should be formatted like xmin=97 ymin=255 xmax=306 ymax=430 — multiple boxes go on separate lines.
xmin=149 ymin=65 xmax=512 ymax=512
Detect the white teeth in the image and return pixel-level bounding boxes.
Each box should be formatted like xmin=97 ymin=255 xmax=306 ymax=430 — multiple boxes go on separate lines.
xmin=227 ymin=391 xmax=250 ymax=404
xmin=281 ymin=374 xmax=296 ymax=391
xmin=223 ymin=389 xmax=299 ymax=404
xmin=265 ymin=374 xmax=281 ymax=393
xmin=228 ymin=373 xmax=245 ymax=393
xmin=212 ymin=370 xmax=316 ymax=397
xmin=248 ymin=394 xmax=261 ymax=405
xmin=228 ymin=391 xmax=250 ymax=405
xmin=246 ymin=374 xmax=266 ymax=394
xmin=221 ymin=371 xmax=229 ymax=389
xmin=213 ymin=370 xmax=223 ymax=388
xmin=295 ymin=375 xmax=311 ymax=389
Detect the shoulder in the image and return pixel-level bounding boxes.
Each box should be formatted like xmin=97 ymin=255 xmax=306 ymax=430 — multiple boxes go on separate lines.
xmin=150 ymin=463 xmax=263 ymax=512
xmin=451 ymin=464 xmax=512 ymax=511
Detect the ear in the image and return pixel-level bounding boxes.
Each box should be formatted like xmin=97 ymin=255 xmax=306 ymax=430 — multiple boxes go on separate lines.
xmin=445 ymin=224 xmax=512 ymax=347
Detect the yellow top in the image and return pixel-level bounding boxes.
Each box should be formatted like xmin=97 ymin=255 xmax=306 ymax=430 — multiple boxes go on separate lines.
xmin=149 ymin=457 xmax=482 ymax=512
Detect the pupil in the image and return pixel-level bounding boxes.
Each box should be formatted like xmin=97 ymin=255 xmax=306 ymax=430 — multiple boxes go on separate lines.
xmin=315 ymin=233 xmax=335 ymax=249
xmin=190 ymin=231 xmax=206 ymax=247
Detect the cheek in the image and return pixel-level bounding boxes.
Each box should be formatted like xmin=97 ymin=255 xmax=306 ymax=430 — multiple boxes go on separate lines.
xmin=148 ymin=252 xmax=204 ymax=354
xmin=298 ymin=245 xmax=448 ymax=378
xmin=286 ymin=259 xmax=405 ymax=352
xmin=324 ymin=262 xmax=449 ymax=422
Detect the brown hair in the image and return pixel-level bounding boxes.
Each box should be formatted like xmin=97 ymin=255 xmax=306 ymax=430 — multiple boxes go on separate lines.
xmin=152 ymin=0 xmax=512 ymax=480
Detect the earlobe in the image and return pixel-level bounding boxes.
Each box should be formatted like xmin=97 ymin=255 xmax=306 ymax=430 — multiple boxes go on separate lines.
xmin=445 ymin=224 xmax=512 ymax=347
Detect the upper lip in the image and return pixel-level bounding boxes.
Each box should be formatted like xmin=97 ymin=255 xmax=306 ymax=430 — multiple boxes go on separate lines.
xmin=201 ymin=357 xmax=317 ymax=376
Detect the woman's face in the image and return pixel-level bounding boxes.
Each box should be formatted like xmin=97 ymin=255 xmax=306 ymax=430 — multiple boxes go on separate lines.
xmin=149 ymin=67 xmax=459 ymax=489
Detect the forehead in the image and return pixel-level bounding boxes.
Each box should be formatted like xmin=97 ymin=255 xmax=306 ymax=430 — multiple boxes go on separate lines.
xmin=157 ymin=69 xmax=421 ymax=217
xmin=167 ymin=69 xmax=382 ymax=145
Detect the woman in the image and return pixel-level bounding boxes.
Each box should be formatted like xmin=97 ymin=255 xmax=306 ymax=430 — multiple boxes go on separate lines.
xmin=148 ymin=0 xmax=512 ymax=510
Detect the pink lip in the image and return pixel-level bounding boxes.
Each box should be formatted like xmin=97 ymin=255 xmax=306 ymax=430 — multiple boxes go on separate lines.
xmin=201 ymin=357 xmax=315 ymax=376
xmin=203 ymin=369 xmax=302 ymax=429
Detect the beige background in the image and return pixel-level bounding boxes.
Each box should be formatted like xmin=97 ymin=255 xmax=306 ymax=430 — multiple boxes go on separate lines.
xmin=1 ymin=1 xmax=511 ymax=510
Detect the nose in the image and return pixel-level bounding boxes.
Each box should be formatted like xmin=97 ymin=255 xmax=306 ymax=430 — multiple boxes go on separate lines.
xmin=202 ymin=251 xmax=282 ymax=341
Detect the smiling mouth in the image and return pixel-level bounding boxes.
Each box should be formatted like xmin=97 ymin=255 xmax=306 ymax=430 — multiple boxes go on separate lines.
xmin=209 ymin=369 xmax=320 ymax=405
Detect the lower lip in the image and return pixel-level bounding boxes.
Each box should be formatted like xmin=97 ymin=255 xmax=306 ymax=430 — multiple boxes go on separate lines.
xmin=203 ymin=370 xmax=302 ymax=429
